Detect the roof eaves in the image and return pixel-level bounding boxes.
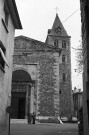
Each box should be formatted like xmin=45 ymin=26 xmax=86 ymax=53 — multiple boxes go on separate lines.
xmin=6 ymin=0 xmax=22 ymax=29
xmin=47 ymin=34 xmax=71 ymax=38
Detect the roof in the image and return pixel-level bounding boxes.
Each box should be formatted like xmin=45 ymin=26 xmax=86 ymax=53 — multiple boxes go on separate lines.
xmin=15 ymin=35 xmax=62 ymax=55
xmin=6 ymin=0 xmax=22 ymax=29
xmin=48 ymin=14 xmax=70 ymax=37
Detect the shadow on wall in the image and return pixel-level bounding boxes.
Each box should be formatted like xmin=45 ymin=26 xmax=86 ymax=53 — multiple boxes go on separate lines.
xmin=78 ymin=107 xmax=83 ymax=135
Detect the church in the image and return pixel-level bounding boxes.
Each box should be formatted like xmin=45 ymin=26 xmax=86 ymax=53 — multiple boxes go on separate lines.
xmin=11 ymin=14 xmax=72 ymax=120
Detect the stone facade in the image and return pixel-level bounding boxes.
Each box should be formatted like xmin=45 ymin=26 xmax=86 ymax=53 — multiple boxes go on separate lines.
xmin=80 ymin=0 xmax=89 ymax=134
xmin=0 ymin=0 xmax=22 ymax=134
xmin=12 ymin=14 xmax=72 ymax=119
xmin=13 ymin=36 xmax=61 ymax=117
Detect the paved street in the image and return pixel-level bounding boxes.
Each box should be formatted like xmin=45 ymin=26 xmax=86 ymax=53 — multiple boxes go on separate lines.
xmin=10 ymin=121 xmax=78 ymax=135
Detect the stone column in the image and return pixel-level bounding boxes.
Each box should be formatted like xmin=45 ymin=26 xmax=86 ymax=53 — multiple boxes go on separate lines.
xmin=30 ymin=86 xmax=34 ymax=113
xmin=25 ymin=85 xmax=28 ymax=118
xmin=28 ymin=85 xmax=31 ymax=114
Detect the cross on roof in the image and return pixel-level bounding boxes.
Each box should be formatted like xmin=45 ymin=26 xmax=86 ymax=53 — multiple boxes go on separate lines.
xmin=55 ymin=7 xmax=59 ymax=14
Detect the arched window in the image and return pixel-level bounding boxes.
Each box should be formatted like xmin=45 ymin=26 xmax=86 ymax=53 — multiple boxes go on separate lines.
xmin=62 ymin=40 xmax=66 ymax=48
xmin=63 ymin=73 xmax=66 ymax=82
xmin=55 ymin=26 xmax=61 ymax=34
xmin=62 ymin=54 xmax=65 ymax=62
xmin=54 ymin=39 xmax=58 ymax=47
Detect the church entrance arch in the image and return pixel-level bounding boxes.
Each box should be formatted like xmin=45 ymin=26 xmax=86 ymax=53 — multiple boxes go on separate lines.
xmin=11 ymin=69 xmax=34 ymax=119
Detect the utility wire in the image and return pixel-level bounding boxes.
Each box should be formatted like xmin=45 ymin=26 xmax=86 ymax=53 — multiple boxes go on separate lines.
xmin=63 ymin=9 xmax=79 ymax=23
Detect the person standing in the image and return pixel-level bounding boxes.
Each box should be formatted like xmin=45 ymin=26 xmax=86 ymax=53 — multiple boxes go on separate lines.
xmin=32 ymin=112 xmax=36 ymax=124
xmin=28 ymin=113 xmax=32 ymax=124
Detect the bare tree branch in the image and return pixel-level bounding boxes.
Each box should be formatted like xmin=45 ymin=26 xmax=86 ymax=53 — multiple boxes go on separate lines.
xmin=75 ymin=42 xmax=83 ymax=73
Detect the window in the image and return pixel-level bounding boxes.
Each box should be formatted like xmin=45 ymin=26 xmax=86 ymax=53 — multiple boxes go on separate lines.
xmin=59 ymin=89 xmax=61 ymax=94
xmin=63 ymin=73 xmax=66 ymax=82
xmin=4 ymin=2 xmax=9 ymax=26
xmin=54 ymin=39 xmax=58 ymax=47
xmin=62 ymin=54 xmax=65 ymax=62
xmin=55 ymin=26 xmax=61 ymax=34
xmin=62 ymin=40 xmax=66 ymax=48
xmin=0 ymin=41 xmax=6 ymax=70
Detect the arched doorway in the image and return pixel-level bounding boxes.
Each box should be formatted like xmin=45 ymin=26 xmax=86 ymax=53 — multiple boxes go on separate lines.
xmin=11 ymin=70 xmax=34 ymax=119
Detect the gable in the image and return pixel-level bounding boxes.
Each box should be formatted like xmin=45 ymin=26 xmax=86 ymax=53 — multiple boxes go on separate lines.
xmin=14 ymin=36 xmax=61 ymax=54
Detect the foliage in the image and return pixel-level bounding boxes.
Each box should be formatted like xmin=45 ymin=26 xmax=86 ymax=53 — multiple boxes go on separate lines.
xmin=75 ymin=42 xmax=83 ymax=74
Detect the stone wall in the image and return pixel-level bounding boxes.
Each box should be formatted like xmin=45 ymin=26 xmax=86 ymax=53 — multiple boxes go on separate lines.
xmin=46 ymin=33 xmax=72 ymax=118
xmin=59 ymin=37 xmax=72 ymax=117
xmin=80 ymin=1 xmax=89 ymax=134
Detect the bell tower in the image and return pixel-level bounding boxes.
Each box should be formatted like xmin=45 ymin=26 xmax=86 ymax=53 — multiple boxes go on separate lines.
xmin=46 ymin=14 xmax=72 ymax=118
xmin=46 ymin=13 xmax=69 ymax=47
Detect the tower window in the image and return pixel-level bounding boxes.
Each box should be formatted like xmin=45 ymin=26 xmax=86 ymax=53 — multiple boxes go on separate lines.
xmin=63 ymin=73 xmax=66 ymax=82
xmin=62 ymin=40 xmax=66 ymax=48
xmin=54 ymin=39 xmax=58 ymax=47
xmin=62 ymin=54 xmax=65 ymax=62
xmin=59 ymin=89 xmax=61 ymax=94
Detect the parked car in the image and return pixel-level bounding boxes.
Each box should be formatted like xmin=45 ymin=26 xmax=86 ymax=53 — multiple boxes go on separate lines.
xmin=61 ymin=116 xmax=68 ymax=123
xmin=71 ymin=117 xmax=78 ymax=123
xmin=68 ymin=116 xmax=78 ymax=123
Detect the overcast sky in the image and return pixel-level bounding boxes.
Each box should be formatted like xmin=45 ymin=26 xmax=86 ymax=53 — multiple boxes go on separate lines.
xmin=15 ymin=0 xmax=82 ymax=90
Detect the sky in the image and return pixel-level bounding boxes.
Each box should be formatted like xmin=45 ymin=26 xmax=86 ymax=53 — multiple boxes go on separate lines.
xmin=15 ymin=0 xmax=82 ymax=90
